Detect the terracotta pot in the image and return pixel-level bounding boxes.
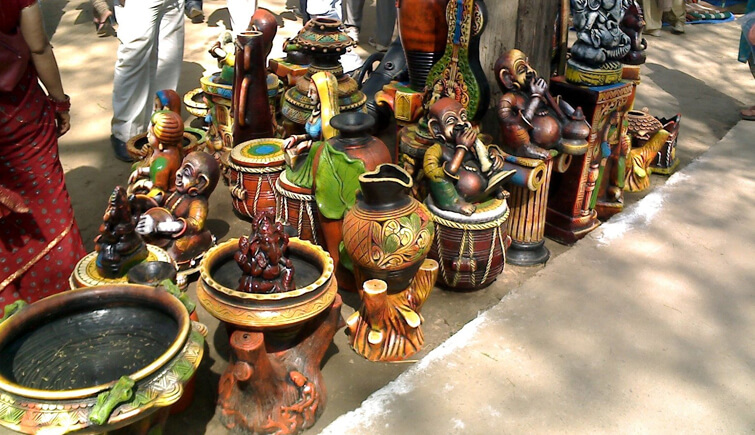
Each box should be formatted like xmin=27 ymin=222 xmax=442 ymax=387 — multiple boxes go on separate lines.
xmin=232 ymin=31 xmax=274 ymax=145
xmin=343 ymin=164 xmax=434 ymax=292
xmin=227 ymin=138 xmax=286 ymax=220
xmin=327 ymin=112 xmax=392 ymax=170
xmin=0 ymin=285 xmax=205 ymax=434
xmin=398 ymin=0 xmax=449 ymax=91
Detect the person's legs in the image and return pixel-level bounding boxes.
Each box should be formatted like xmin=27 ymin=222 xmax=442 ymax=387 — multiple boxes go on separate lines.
xmin=667 ymin=0 xmax=686 ymax=33
xmin=343 ymin=0 xmax=365 ymax=29
xmin=641 ymin=0 xmax=662 ymax=34
xmin=374 ymin=0 xmax=396 ymax=47
xmin=112 ymin=0 xmax=162 ymax=148
xmin=155 ymin=0 xmax=185 ymax=95
xmin=227 ymin=0 xmax=258 ymax=34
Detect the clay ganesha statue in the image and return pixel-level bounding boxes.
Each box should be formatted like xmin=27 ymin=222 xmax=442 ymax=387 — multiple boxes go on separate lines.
xmin=136 ymin=151 xmax=220 ymax=270
xmin=423 ymin=97 xmax=515 ymax=216
xmin=95 ymin=186 xmax=149 ymax=278
xmin=234 ymin=212 xmax=295 ymax=294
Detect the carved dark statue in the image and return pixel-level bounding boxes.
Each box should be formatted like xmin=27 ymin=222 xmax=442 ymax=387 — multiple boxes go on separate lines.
xmin=136 ymin=152 xmax=220 ymax=269
xmin=495 ymin=49 xmax=590 ymax=160
xmin=570 ymin=0 xmax=632 ymax=67
xmin=234 ymin=212 xmax=296 ymax=294
xmin=620 ymin=0 xmax=647 ymax=65
xmin=423 ymin=97 xmax=514 ymax=216
xmin=95 ymin=186 xmax=149 ymax=278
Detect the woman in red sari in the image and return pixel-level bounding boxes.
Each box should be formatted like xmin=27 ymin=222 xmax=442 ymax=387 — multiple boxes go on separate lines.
xmin=0 ymin=1 xmax=87 ymax=306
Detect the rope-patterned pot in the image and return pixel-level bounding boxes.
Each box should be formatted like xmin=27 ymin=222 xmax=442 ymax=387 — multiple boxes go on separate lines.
xmin=227 ymin=139 xmax=286 ymax=220
xmin=275 ymin=171 xmax=323 ymax=246
xmin=427 ymin=196 xmax=511 ymax=291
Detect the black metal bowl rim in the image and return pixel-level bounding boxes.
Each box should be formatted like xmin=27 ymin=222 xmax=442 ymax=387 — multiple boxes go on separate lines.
xmin=0 ymin=285 xmax=191 ymax=401
xmin=199 ymin=237 xmax=334 ymax=301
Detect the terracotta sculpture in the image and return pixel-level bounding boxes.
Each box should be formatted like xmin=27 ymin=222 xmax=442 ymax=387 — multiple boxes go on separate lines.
xmin=568 ymin=0 xmax=632 ymax=85
xmin=423 ymin=97 xmax=513 ymax=216
xmin=94 ymin=186 xmax=149 ymax=278
xmin=232 ymin=30 xmax=275 ymax=144
xmin=136 ymin=151 xmax=219 ymax=270
xmin=154 ymin=89 xmax=182 ymax=114
xmin=128 ymin=110 xmax=185 ymax=201
xmin=620 ymin=0 xmax=647 ymax=65
xmin=495 ymin=49 xmax=590 ymax=160
xmin=625 ymin=128 xmax=671 ymax=192
xmin=234 ymin=212 xmax=295 ymax=294
xmin=397 ymin=0 xmax=449 ymax=92
xmin=197 ymin=223 xmax=343 ymax=434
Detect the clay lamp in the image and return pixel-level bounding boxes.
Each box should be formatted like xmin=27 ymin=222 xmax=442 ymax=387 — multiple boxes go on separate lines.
xmin=0 ymin=285 xmax=205 ymax=434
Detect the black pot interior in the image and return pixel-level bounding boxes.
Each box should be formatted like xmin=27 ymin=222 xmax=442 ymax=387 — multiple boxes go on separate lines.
xmin=0 ymin=299 xmax=179 ymax=391
xmin=211 ymin=247 xmax=322 ymax=292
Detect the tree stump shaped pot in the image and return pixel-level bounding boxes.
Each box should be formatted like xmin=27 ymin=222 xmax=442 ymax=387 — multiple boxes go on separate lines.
xmin=196 ymin=237 xmax=342 ymax=435
xmin=0 ymin=285 xmax=206 ymax=434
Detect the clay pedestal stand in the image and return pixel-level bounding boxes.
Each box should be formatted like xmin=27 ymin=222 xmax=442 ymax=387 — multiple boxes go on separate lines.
xmin=227 ymin=138 xmax=286 ymax=220
xmin=276 ymin=171 xmax=324 ymax=245
xmin=502 ymin=154 xmax=554 ymax=266
xmin=0 ymin=285 xmax=204 ymax=435
xmin=197 ymin=238 xmax=342 ymax=435
xmin=546 ymin=77 xmax=636 ymax=243
xmin=427 ymin=196 xmax=511 ymax=291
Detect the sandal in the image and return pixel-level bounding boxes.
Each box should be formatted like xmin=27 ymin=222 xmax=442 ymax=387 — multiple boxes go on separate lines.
xmin=740 ymin=106 xmax=755 ymax=121
xmin=95 ymin=14 xmax=115 ymax=37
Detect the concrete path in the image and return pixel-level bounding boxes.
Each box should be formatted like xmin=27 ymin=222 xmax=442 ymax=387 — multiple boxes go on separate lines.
xmin=322 ymin=121 xmax=755 ymax=433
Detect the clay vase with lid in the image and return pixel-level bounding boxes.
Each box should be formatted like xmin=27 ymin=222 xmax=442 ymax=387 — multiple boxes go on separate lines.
xmin=342 ymin=164 xmax=435 ymax=292
xmin=398 ymin=0 xmax=449 ymax=91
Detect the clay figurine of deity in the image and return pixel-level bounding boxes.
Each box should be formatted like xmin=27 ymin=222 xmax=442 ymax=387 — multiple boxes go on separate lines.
xmin=136 ymin=151 xmax=219 ymax=269
xmin=95 ymin=186 xmax=149 ymax=278
xmin=423 ymin=97 xmax=515 ymax=216
xmin=570 ymin=0 xmax=631 ymax=68
xmin=495 ymin=49 xmax=591 ymax=160
xmin=234 ymin=212 xmax=296 ymax=294
xmin=620 ymin=0 xmax=647 ymax=65
xmin=128 ymin=110 xmax=185 ymax=202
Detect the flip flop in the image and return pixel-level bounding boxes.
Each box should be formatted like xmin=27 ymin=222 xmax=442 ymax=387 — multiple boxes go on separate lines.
xmin=740 ymin=107 xmax=755 ymax=121
xmin=95 ymin=15 xmax=115 ymax=37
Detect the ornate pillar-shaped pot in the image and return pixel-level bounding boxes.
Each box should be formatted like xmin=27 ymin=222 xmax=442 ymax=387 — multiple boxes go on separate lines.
xmin=397 ymin=0 xmax=449 ymax=91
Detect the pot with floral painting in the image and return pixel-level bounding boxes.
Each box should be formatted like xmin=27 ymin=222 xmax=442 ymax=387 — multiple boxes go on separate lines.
xmin=342 ymin=164 xmax=435 ymax=293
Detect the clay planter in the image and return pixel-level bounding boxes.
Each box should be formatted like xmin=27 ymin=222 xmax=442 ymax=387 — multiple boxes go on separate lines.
xmin=125 ymin=131 xmax=200 ymax=162
xmin=342 ymin=164 xmax=434 ymax=292
xmin=226 ymin=138 xmax=286 ymax=220
xmin=196 ymin=238 xmax=342 ymax=434
xmin=183 ymin=88 xmax=209 ymax=118
xmin=0 ymin=285 xmax=205 ymax=434
xmin=398 ymin=0 xmax=449 ymax=91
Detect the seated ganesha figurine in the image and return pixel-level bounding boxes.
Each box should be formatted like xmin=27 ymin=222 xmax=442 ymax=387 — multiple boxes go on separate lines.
xmin=136 ymin=151 xmax=220 ymax=269
xmin=423 ymin=97 xmax=516 ymax=216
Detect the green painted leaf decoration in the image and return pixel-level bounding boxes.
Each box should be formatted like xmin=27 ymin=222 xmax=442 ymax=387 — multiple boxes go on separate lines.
xmin=410 ymin=213 xmax=421 ymax=233
xmin=315 ymin=143 xmax=366 ymax=220
xmin=383 ymin=233 xmax=400 ymax=254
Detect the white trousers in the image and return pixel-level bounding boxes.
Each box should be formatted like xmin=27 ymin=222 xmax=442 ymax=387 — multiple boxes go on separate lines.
xmin=226 ymin=0 xmax=258 ymax=34
xmin=112 ymin=0 xmax=185 ymax=142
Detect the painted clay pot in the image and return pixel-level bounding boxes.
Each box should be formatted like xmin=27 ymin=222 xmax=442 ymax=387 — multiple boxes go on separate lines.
xmin=227 ymin=138 xmax=286 ymax=220
xmin=276 ymin=171 xmax=325 ymax=245
xmin=327 ymin=112 xmax=392 ymax=169
xmin=0 ymin=285 xmax=205 ymax=434
xmin=398 ymin=0 xmax=449 ymax=91
xmin=427 ymin=196 xmax=511 ymax=291
xmin=342 ymin=164 xmax=435 ymax=292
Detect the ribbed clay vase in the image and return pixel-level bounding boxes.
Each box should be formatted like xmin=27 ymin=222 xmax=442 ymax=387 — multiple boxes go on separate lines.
xmin=398 ymin=0 xmax=449 ymax=91
xmin=342 ymin=164 xmax=435 ymax=292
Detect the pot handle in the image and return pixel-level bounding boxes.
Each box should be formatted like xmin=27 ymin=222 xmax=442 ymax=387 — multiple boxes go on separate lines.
xmin=90 ymin=376 xmax=135 ymax=425
xmin=0 ymin=300 xmax=27 ymax=324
